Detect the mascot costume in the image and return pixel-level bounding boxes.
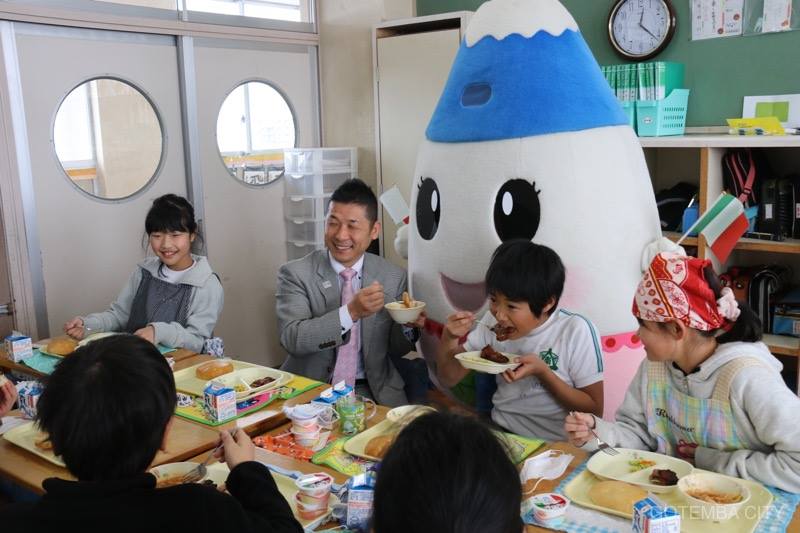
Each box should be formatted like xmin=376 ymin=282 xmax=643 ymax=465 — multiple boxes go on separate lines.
xmin=394 ymin=0 xmax=679 ymax=419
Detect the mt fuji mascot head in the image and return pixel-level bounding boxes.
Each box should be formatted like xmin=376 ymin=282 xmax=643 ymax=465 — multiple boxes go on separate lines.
xmin=405 ymin=0 xmax=672 ymax=418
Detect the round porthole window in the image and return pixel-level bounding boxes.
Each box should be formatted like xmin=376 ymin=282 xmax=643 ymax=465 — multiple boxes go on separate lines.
xmin=53 ymin=77 xmax=164 ymax=200
xmin=216 ymin=80 xmax=296 ymax=186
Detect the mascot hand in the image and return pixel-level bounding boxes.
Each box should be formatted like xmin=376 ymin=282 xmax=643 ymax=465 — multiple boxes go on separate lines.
xmin=394 ymin=224 xmax=409 ymax=259
xmin=641 ymin=237 xmax=686 ymax=272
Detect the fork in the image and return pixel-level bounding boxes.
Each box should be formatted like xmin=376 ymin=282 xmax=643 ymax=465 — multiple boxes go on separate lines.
xmin=182 ymin=430 xmax=234 ymax=483
xmin=591 ymin=428 xmax=620 ymax=456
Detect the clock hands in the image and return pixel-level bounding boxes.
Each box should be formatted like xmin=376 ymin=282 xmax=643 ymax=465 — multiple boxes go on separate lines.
xmin=638 ymin=11 xmax=659 ymax=40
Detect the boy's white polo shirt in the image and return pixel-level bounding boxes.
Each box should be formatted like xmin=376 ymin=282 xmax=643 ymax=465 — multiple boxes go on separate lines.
xmin=463 ymin=308 xmax=604 ymax=441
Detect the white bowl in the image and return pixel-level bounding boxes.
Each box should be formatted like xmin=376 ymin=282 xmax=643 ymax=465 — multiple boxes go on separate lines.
xmin=149 ymin=462 xmax=203 ymax=488
xmin=677 ymin=472 xmax=751 ymax=521
xmin=384 ymin=301 xmax=426 ymax=324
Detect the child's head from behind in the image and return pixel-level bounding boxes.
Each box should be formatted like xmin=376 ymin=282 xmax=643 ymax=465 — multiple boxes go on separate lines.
xmin=372 ymin=412 xmax=522 ymax=533
xmin=36 ymin=334 xmax=176 ymax=481
xmin=145 ymin=194 xmax=198 ymax=270
xmin=633 ymin=252 xmax=762 ymax=362
xmin=485 ymin=240 xmax=565 ymax=340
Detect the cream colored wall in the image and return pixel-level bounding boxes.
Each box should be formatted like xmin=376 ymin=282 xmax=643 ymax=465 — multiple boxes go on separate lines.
xmin=318 ymin=0 xmax=414 ymax=190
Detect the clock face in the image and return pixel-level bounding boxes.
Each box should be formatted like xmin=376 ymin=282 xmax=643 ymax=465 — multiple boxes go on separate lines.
xmin=609 ymin=0 xmax=675 ymax=60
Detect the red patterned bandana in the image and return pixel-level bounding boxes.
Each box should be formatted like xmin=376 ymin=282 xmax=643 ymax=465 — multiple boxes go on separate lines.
xmin=632 ymin=252 xmax=724 ymax=331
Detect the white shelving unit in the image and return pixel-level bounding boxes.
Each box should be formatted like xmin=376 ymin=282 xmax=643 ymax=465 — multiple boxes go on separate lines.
xmin=283 ymin=147 xmax=357 ymax=261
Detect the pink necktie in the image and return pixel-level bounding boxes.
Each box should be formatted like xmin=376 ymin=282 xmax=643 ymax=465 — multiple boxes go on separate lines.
xmin=332 ymin=268 xmax=359 ymax=386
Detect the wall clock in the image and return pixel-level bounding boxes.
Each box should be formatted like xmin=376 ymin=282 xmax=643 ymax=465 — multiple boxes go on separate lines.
xmin=608 ymin=0 xmax=677 ymax=61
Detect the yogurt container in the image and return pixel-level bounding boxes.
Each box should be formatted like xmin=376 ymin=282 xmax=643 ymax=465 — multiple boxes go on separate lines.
xmin=528 ymin=493 xmax=569 ymax=527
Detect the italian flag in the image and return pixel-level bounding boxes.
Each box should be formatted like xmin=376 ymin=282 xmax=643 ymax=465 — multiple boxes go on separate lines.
xmin=693 ymin=193 xmax=749 ymax=263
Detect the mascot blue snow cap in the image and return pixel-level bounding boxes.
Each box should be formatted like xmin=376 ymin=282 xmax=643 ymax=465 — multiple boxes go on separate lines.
xmin=426 ymin=0 xmax=628 ymax=143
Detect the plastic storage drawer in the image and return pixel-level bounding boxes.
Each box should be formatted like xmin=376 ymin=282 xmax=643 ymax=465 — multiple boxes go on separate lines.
xmin=284 ymin=172 xmax=352 ymax=196
xmin=284 ymin=195 xmax=332 ymax=219
xmin=286 ymin=240 xmax=324 ymax=261
xmin=286 ymin=218 xmax=326 ymax=242
xmin=284 ymin=147 xmax=356 ymax=176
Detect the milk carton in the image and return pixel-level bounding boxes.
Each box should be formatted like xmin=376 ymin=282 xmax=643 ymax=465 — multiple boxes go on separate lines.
xmin=5 ymin=335 xmax=32 ymax=362
xmin=632 ymin=497 xmax=681 ymax=533
xmin=345 ymin=471 xmax=376 ymax=531
xmin=203 ymin=382 xmax=237 ymax=423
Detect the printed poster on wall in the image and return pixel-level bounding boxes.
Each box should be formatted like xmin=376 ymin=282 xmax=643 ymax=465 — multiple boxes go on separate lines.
xmin=762 ymin=0 xmax=792 ymax=32
xmin=691 ymin=0 xmax=745 ymax=40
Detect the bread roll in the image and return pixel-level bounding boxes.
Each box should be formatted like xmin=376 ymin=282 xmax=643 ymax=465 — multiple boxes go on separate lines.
xmin=365 ymin=434 xmax=395 ymax=459
xmin=196 ymin=360 xmax=234 ymax=380
xmin=47 ymin=338 xmax=78 ymax=356
xmin=588 ymin=480 xmax=647 ymax=515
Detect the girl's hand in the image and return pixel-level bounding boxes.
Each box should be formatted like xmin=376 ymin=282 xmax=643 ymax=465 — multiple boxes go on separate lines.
xmin=64 ymin=317 xmax=85 ymax=340
xmin=0 ymin=377 xmax=18 ymax=418
xmin=405 ymin=310 xmax=427 ymax=329
xmin=502 ymin=354 xmax=548 ymax=383
xmin=443 ymin=311 xmax=474 ymax=340
xmin=677 ymin=440 xmax=697 ymax=464
xmin=564 ymin=411 xmax=595 ymax=447
xmin=134 ymin=325 xmax=155 ymax=344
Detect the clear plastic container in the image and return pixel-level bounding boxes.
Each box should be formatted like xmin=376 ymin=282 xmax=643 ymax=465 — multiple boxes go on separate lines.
xmin=284 ymin=172 xmax=352 ymax=196
xmin=284 ymin=147 xmax=357 ymax=176
xmin=286 ymin=218 xmax=326 ymax=243
xmin=286 ymin=240 xmax=325 ymax=261
xmin=284 ymin=195 xmax=332 ymax=219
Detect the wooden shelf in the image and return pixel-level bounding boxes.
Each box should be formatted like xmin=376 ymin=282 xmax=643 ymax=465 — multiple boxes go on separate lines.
xmin=764 ymin=333 xmax=800 ymax=358
xmin=662 ymin=233 xmax=800 ymax=254
xmin=639 ymin=134 xmax=800 ymax=149
xmin=663 ymin=231 xmax=697 ymax=247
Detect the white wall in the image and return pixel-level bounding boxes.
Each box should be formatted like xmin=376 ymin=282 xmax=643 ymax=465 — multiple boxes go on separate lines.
xmin=318 ymin=0 xmax=414 ymax=190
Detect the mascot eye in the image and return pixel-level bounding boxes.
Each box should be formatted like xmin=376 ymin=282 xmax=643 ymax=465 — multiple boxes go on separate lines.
xmin=416 ymin=177 xmax=441 ymax=241
xmin=493 ymin=179 xmax=540 ymax=242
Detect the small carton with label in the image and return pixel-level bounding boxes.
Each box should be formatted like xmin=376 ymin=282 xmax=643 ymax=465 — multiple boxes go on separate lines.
xmin=5 ymin=335 xmax=32 ymax=362
xmin=632 ymin=496 xmax=680 ymax=533
xmin=345 ymin=471 xmax=376 ymax=531
xmin=203 ymin=382 xmax=237 ymax=423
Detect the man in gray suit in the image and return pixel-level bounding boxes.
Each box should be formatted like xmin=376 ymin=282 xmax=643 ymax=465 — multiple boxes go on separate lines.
xmin=277 ymin=179 xmax=425 ymax=407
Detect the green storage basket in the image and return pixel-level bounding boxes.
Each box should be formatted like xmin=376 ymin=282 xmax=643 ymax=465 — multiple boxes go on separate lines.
xmin=620 ymin=101 xmax=636 ymax=130
xmin=636 ymin=89 xmax=690 ymax=137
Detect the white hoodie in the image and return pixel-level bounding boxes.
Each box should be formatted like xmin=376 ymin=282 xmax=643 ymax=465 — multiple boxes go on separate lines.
xmin=593 ymin=341 xmax=800 ymax=493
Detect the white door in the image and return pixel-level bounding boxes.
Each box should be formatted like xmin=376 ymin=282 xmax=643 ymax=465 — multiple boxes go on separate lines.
xmin=376 ymin=28 xmax=462 ymax=268
xmin=13 ymin=23 xmax=187 ymax=337
xmin=193 ymin=39 xmax=318 ymax=366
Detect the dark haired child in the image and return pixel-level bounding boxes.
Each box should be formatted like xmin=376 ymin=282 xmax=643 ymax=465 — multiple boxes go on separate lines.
xmin=372 ymin=412 xmax=522 ymax=533
xmin=566 ymin=252 xmax=800 ymax=492
xmin=64 ymin=194 xmax=223 ymax=352
xmin=437 ymin=240 xmax=604 ymax=441
xmin=0 ymin=335 xmax=302 ymax=532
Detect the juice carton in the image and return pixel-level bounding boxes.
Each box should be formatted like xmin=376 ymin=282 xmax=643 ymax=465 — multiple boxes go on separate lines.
xmin=345 ymin=471 xmax=377 ymax=531
xmin=5 ymin=335 xmax=32 ymax=362
xmin=632 ymin=496 xmax=680 ymax=533
xmin=203 ymin=382 xmax=237 ymax=423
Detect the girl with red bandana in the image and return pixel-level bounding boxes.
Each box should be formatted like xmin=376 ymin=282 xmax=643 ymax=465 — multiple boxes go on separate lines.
xmin=566 ymin=252 xmax=800 ymax=493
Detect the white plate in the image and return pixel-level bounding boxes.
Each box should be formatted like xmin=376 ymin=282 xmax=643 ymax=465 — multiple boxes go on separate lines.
xmin=455 ymin=351 xmax=519 ymax=374
xmin=2 ymin=421 xmax=66 ymax=468
xmin=586 ymin=447 xmax=693 ymax=494
xmin=77 ymin=332 xmax=119 ymax=347
xmin=385 ymin=404 xmax=435 ymax=424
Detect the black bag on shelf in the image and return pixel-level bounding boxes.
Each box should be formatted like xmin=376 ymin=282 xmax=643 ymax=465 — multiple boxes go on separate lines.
xmin=758 ymin=178 xmax=795 ymax=237
xmin=655 ymin=182 xmax=698 ymax=232
xmin=785 ymin=174 xmax=800 ymax=239
xmin=748 ymin=265 xmax=792 ymax=334
xmin=722 ymin=148 xmax=772 ymax=208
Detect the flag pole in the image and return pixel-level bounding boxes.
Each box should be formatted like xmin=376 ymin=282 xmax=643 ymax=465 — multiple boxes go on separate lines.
xmin=676 ymin=192 xmax=726 ymax=246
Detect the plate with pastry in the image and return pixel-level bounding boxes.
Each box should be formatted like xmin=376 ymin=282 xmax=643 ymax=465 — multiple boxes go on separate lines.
xmin=343 ymin=417 xmax=399 ymax=461
xmin=586 ymin=447 xmax=692 ymax=494
xmin=455 ymin=346 xmax=519 ymax=374
xmin=2 ymin=421 xmax=66 ymax=467
xmin=384 ymin=291 xmax=425 ymax=324
xmin=39 ymin=337 xmax=79 ymax=358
